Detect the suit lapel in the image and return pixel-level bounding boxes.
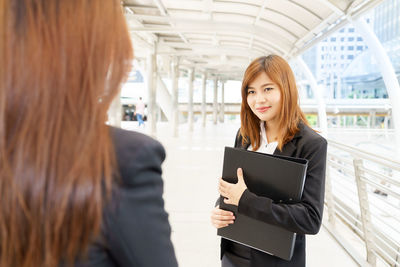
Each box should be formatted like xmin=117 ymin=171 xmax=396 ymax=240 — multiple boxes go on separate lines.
xmin=273 ymin=141 xmax=297 ymax=157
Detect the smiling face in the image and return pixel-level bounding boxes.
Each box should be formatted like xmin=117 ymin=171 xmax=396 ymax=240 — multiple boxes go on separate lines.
xmin=246 ymin=71 xmax=282 ymax=125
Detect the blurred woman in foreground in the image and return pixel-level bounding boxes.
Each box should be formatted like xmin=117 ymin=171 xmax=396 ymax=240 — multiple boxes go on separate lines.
xmin=0 ymin=1 xmax=178 ymax=266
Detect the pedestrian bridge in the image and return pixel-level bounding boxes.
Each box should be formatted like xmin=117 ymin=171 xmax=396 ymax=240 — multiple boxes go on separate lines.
xmin=115 ymin=0 xmax=400 ymax=266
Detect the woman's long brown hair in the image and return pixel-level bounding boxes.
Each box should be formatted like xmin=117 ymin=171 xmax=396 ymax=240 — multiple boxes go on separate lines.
xmin=0 ymin=1 xmax=133 ymax=266
xmin=240 ymin=55 xmax=308 ymax=151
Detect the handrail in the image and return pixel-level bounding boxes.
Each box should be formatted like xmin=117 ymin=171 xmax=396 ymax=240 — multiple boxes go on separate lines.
xmin=327 ymin=139 xmax=400 ymax=169
xmin=325 ymin=138 xmax=400 ymax=267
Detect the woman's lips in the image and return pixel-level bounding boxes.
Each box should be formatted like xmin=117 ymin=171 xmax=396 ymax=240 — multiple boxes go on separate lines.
xmin=256 ymin=106 xmax=271 ymax=113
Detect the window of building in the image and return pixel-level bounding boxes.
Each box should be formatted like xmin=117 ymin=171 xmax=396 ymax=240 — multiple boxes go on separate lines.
xmin=341 ymin=46 xmax=344 ymax=50
xmin=349 ymin=28 xmax=355 ymax=32
xmin=340 ymin=28 xmax=344 ymax=33
xmin=341 ymin=55 xmax=344 ymax=59
xmin=348 ymin=37 xmax=354 ymax=41
xmin=341 ymin=37 xmax=344 ymax=41
xmin=330 ymin=37 xmax=336 ymax=41
xmin=321 ymin=55 xmax=324 ymax=59
xmin=356 ymin=46 xmax=363 ymax=51
xmin=348 ymin=46 xmax=354 ymax=51
xmin=347 ymin=55 xmax=354 ymax=60
xmin=357 ymin=37 xmax=362 ymax=41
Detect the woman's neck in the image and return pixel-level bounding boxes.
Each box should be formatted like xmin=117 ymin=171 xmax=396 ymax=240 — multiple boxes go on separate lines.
xmin=264 ymin=121 xmax=279 ymax=142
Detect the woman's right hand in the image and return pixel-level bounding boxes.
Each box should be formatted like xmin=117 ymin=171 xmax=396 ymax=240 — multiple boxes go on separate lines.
xmin=210 ymin=205 xmax=235 ymax=229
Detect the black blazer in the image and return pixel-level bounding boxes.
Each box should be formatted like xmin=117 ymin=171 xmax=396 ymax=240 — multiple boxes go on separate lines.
xmin=220 ymin=122 xmax=327 ymax=267
xmin=74 ymin=127 xmax=178 ymax=267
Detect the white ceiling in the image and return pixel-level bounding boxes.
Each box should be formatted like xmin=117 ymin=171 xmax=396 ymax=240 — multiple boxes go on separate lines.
xmin=124 ymin=0 xmax=384 ymax=79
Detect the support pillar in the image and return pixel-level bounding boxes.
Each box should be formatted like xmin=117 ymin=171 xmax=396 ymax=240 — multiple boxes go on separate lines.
xmin=188 ymin=68 xmax=194 ymax=131
xmin=147 ymin=52 xmax=157 ymax=136
xmin=213 ymin=77 xmax=218 ymax=125
xmin=296 ymin=57 xmax=328 ymax=136
xmin=171 ymin=57 xmax=179 ymax=137
xmin=201 ymin=73 xmax=207 ymax=127
xmin=370 ymin=111 xmax=376 ymax=128
xmin=219 ymin=81 xmax=225 ymax=123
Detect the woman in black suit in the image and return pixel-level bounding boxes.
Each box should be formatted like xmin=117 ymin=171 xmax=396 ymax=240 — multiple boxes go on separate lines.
xmin=211 ymin=55 xmax=327 ymax=267
xmin=0 ymin=1 xmax=177 ymax=266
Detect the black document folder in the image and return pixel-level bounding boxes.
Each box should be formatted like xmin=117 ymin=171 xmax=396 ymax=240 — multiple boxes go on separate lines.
xmin=217 ymin=146 xmax=308 ymax=261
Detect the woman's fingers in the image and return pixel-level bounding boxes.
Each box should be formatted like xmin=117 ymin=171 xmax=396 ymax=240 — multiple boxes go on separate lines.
xmin=211 ymin=213 xmax=235 ymax=221
xmin=219 ymin=178 xmax=231 ymax=197
xmin=213 ymin=207 xmax=234 ymax=217
xmin=210 ymin=207 xmax=235 ymax=229
xmin=218 ymin=186 xmax=228 ymax=197
xmin=211 ymin=219 xmax=235 ymax=228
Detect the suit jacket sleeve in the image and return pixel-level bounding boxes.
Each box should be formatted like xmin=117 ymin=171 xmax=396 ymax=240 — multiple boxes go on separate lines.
xmin=237 ymin=137 xmax=327 ymax=235
xmin=104 ymin=137 xmax=178 ymax=267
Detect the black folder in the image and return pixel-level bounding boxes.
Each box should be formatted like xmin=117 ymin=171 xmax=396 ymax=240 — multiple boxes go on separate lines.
xmin=217 ymin=147 xmax=308 ymax=261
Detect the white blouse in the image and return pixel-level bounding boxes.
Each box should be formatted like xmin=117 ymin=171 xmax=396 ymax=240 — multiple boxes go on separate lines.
xmin=247 ymin=122 xmax=278 ymax=155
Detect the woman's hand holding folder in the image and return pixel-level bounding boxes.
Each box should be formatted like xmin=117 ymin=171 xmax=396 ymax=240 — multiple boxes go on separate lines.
xmin=218 ymin=168 xmax=248 ymax=206
xmin=211 ymin=168 xmax=247 ymax=229
xmin=211 ymin=206 xmax=235 ymax=229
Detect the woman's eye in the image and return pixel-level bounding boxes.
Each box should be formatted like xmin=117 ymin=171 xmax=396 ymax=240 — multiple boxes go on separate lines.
xmin=248 ymin=90 xmax=255 ymax=94
xmin=265 ymin=87 xmax=273 ymax=91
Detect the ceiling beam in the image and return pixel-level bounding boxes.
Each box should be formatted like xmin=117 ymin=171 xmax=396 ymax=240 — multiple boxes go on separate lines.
xmin=249 ymin=0 xmax=269 ymax=50
xmin=124 ymin=8 xmax=157 ymax=44
xmin=128 ymin=20 xmax=293 ymax=50
xmin=152 ymin=0 xmax=189 ymax=44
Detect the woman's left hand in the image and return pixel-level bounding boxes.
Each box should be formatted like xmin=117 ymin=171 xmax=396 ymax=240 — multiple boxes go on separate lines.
xmin=218 ymin=168 xmax=248 ymax=206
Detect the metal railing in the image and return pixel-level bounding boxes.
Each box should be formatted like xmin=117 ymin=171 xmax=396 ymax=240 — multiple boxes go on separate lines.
xmin=325 ymin=139 xmax=400 ymax=267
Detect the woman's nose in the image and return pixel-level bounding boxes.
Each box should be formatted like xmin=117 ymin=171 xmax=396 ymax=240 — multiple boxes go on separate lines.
xmin=256 ymin=93 xmax=266 ymax=103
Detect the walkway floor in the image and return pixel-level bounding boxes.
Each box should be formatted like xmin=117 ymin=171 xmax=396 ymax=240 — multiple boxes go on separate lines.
xmin=121 ymin=121 xmax=358 ymax=267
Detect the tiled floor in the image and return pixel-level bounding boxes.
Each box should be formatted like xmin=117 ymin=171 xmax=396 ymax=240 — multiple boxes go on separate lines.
xmin=122 ymin=121 xmax=357 ymax=267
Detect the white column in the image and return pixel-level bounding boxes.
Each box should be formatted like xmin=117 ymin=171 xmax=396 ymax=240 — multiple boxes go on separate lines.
xmin=370 ymin=111 xmax=376 ymax=128
xmin=188 ymin=68 xmax=194 ymax=131
xmin=147 ymin=52 xmax=157 ymax=136
xmin=296 ymin=57 xmax=328 ymax=136
xmin=351 ymin=17 xmax=400 ymax=157
xmin=171 ymin=57 xmax=179 ymax=137
xmin=213 ymin=77 xmax=218 ymax=125
xmin=384 ymin=111 xmax=390 ymax=139
xmin=219 ymin=81 xmax=225 ymax=123
xmin=201 ymin=73 xmax=207 ymax=127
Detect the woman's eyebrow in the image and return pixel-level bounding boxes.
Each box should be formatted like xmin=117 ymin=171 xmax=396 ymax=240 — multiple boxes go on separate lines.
xmin=260 ymin=83 xmax=275 ymax=87
xmin=247 ymin=83 xmax=274 ymax=89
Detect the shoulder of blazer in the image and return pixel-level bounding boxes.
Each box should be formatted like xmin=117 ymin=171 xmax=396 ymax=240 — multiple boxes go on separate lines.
xmin=110 ymin=127 xmax=164 ymax=157
xmin=274 ymin=122 xmax=326 ymax=157
xmin=109 ymin=127 xmax=166 ymax=183
xmin=289 ymin=122 xmax=327 ymax=158
xmin=296 ymin=122 xmax=327 ymax=146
